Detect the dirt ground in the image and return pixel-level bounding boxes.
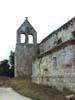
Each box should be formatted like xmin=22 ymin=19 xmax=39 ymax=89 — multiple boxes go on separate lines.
xmin=0 ymin=76 xmax=75 ymax=100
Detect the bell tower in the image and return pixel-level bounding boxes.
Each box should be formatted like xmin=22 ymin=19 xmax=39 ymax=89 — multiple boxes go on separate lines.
xmin=15 ymin=17 xmax=38 ymax=76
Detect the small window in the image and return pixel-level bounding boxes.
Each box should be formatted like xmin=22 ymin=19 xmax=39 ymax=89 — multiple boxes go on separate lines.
xmin=57 ymin=38 xmax=62 ymax=45
xmin=44 ymin=68 xmax=48 ymax=71
xmin=72 ymin=31 xmax=75 ymax=38
xmin=29 ymin=35 xmax=33 ymax=44
xmin=65 ymin=64 xmax=72 ymax=68
xmin=20 ymin=34 xmax=26 ymax=43
xmin=53 ymin=57 xmax=57 ymax=67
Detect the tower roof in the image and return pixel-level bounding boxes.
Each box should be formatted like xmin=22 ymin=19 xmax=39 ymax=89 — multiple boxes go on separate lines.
xmin=17 ymin=17 xmax=37 ymax=34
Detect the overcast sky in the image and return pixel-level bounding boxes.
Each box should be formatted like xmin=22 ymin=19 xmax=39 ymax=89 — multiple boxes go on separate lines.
xmin=0 ymin=0 xmax=75 ymax=61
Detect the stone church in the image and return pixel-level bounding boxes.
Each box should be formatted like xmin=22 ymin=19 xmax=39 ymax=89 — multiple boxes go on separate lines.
xmin=15 ymin=17 xmax=75 ymax=92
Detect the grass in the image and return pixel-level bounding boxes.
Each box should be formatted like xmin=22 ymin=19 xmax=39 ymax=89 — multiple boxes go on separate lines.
xmin=0 ymin=76 xmax=74 ymax=100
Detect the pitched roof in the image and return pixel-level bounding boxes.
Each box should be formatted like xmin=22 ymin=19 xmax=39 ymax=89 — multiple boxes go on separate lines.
xmin=17 ymin=18 xmax=37 ymax=33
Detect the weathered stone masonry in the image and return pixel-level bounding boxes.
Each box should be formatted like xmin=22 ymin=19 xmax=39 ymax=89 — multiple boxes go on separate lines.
xmin=32 ymin=17 xmax=75 ymax=92
xmin=15 ymin=18 xmax=38 ymax=76
xmin=15 ymin=17 xmax=75 ymax=92
xmin=32 ymin=40 xmax=75 ymax=91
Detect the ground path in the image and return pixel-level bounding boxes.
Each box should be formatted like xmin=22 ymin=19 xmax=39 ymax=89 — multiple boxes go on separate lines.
xmin=0 ymin=87 xmax=32 ymax=100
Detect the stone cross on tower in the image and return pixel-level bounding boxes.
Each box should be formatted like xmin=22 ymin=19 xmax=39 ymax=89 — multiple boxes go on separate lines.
xmin=25 ymin=17 xmax=28 ymax=20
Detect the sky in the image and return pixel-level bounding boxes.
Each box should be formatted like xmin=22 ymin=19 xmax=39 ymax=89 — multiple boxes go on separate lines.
xmin=0 ymin=0 xmax=75 ymax=61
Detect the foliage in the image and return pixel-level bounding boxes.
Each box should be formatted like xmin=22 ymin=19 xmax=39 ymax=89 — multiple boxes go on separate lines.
xmin=9 ymin=51 xmax=15 ymax=77
xmin=9 ymin=51 xmax=14 ymax=65
xmin=0 ymin=59 xmax=9 ymax=76
xmin=0 ymin=51 xmax=15 ymax=77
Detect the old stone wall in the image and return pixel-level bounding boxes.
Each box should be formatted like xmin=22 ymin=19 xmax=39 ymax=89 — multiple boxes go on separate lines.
xmin=39 ymin=18 xmax=75 ymax=54
xmin=15 ymin=18 xmax=38 ymax=76
xmin=15 ymin=44 xmax=38 ymax=76
xmin=32 ymin=44 xmax=75 ymax=92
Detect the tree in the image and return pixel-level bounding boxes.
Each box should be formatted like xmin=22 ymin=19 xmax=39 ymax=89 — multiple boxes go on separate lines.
xmin=9 ymin=51 xmax=15 ymax=77
xmin=9 ymin=51 xmax=14 ymax=65
xmin=0 ymin=59 xmax=9 ymax=76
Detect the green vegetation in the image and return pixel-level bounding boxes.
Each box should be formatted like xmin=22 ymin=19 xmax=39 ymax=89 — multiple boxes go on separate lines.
xmin=0 ymin=59 xmax=9 ymax=76
xmin=0 ymin=51 xmax=14 ymax=77
xmin=9 ymin=51 xmax=15 ymax=77
xmin=0 ymin=76 xmax=74 ymax=100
